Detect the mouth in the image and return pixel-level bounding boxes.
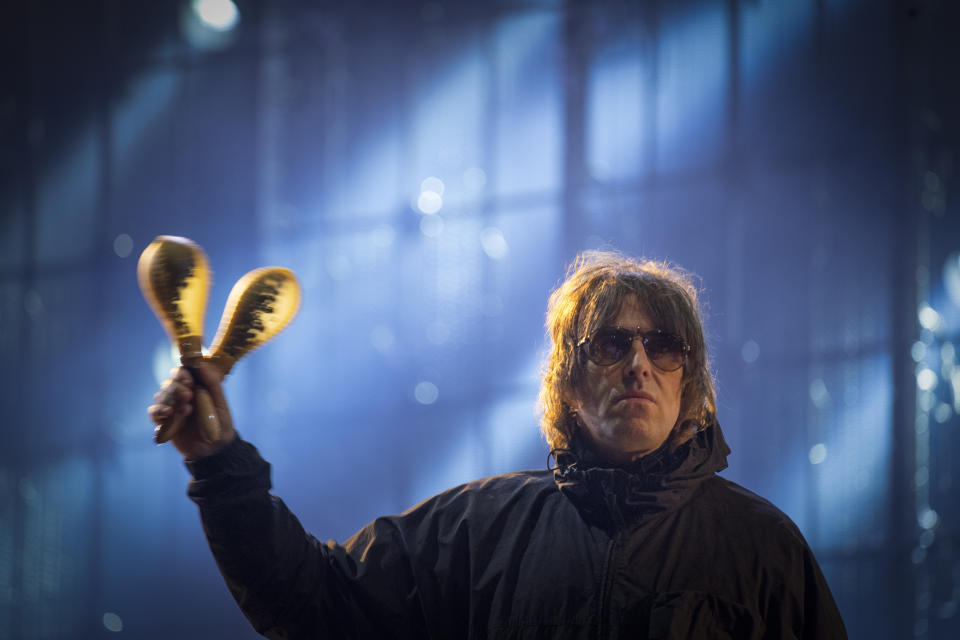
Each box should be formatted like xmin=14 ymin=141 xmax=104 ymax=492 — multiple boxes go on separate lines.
xmin=617 ymin=391 xmax=655 ymax=404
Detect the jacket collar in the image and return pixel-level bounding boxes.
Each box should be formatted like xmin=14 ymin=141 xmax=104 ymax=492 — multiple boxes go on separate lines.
xmin=552 ymin=421 xmax=730 ymax=529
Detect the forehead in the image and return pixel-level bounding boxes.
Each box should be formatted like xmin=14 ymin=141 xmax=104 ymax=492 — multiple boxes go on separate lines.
xmin=609 ymin=297 xmax=654 ymax=330
xmin=580 ymin=281 xmax=681 ymax=340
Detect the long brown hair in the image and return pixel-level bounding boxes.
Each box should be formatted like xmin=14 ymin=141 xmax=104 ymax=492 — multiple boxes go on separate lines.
xmin=538 ymin=251 xmax=716 ymax=452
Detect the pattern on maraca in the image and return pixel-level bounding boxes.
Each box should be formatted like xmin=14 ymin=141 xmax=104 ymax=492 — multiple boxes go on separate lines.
xmin=151 ymin=241 xmax=198 ymax=337
xmin=220 ymin=272 xmax=287 ymax=358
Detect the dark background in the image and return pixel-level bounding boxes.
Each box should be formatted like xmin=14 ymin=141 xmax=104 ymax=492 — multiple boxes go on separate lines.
xmin=1 ymin=0 xmax=958 ymax=638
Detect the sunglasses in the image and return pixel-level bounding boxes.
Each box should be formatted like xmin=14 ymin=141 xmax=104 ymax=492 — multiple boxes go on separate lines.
xmin=578 ymin=326 xmax=690 ymax=372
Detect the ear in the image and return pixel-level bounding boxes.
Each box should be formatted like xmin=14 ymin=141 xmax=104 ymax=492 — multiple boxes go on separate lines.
xmin=561 ymin=386 xmax=581 ymax=414
xmin=563 ymin=402 xmax=583 ymax=435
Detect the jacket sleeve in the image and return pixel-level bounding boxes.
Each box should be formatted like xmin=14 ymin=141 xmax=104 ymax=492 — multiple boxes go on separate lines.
xmin=185 ymin=437 xmax=436 ymax=640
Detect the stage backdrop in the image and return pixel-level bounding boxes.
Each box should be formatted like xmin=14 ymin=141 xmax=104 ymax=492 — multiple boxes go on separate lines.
xmin=1 ymin=1 xmax=958 ymax=639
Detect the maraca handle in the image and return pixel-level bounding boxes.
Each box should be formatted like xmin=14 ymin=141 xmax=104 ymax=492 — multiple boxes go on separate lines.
xmin=193 ymin=387 xmax=221 ymax=443
xmin=154 ymin=370 xmax=222 ymax=445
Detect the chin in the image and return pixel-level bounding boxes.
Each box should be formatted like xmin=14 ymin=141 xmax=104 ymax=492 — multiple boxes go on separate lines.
xmin=598 ymin=426 xmax=651 ymax=451
xmin=621 ymin=424 xmax=670 ymax=453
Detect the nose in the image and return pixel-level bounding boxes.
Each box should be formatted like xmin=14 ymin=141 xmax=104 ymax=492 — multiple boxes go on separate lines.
xmin=623 ymin=336 xmax=652 ymax=379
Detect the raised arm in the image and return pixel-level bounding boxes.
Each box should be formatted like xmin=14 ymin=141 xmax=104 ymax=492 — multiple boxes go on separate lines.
xmin=148 ymin=363 xmax=435 ymax=639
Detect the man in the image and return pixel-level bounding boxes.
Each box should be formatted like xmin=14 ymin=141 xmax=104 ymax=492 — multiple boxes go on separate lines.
xmin=149 ymin=251 xmax=847 ymax=639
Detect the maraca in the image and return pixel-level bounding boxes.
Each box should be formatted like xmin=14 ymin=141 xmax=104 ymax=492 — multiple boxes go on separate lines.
xmin=137 ymin=236 xmax=220 ymax=444
xmin=207 ymin=267 xmax=301 ymax=378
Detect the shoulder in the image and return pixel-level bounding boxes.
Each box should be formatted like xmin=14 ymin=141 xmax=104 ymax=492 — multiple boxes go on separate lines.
xmin=698 ymin=480 xmax=847 ymax=637
xmin=405 ymin=469 xmax=558 ymax=517
xmin=459 ymin=468 xmax=557 ymax=494
xmin=698 ymin=476 xmax=811 ymax=549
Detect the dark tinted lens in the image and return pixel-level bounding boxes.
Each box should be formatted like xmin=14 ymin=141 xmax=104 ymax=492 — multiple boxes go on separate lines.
xmin=588 ymin=328 xmax=631 ymax=365
xmin=643 ymin=332 xmax=685 ymax=370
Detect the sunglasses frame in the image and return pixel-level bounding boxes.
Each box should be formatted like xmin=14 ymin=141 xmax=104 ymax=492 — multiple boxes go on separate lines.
xmin=577 ymin=326 xmax=690 ymax=372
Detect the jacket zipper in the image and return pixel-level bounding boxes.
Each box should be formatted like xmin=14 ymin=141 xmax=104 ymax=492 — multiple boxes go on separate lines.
xmin=596 ymin=532 xmax=620 ymax=640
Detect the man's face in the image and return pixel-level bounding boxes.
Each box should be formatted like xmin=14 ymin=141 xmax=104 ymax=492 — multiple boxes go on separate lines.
xmin=571 ymin=297 xmax=684 ymax=464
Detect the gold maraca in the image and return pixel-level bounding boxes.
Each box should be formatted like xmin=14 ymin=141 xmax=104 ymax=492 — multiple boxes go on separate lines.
xmin=207 ymin=267 xmax=301 ymax=379
xmin=137 ymin=236 xmax=220 ymax=444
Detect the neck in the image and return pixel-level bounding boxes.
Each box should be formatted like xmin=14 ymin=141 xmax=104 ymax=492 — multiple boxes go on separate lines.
xmin=577 ymin=431 xmax=665 ymax=467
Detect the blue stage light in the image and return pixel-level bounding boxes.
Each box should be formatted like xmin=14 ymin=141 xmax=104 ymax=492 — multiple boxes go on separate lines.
xmin=192 ymin=0 xmax=239 ymax=32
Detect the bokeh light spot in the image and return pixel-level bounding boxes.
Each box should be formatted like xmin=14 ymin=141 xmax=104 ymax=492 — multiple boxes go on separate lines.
xmin=417 ymin=191 xmax=443 ymax=214
xmin=741 ymin=340 xmax=760 ymax=363
xmin=414 ymin=381 xmax=439 ymax=405
xmin=419 ymin=214 xmax=444 ymax=238
xmin=420 ymin=176 xmax=445 ymax=196
xmin=192 ymin=0 xmax=239 ymax=31
xmin=939 ymin=600 xmax=958 ymax=620
xmin=918 ymin=304 xmax=941 ymax=331
xmin=911 ymin=341 xmax=927 ymax=363
xmin=463 ymin=167 xmax=487 ymax=192
xmin=944 ymin=252 xmax=960 ymax=308
xmin=113 ymin=233 xmax=133 ymax=258
xmin=916 ymin=465 xmax=929 ymax=488
xmin=951 ymin=367 xmax=960 ymax=412
xmin=370 ymin=325 xmax=396 ymax=355
xmin=480 ymin=227 xmax=508 ymax=259
xmin=916 ymin=368 xmax=937 ymax=391
xmin=103 ymin=612 xmax=123 ymax=632
xmin=919 ymin=508 xmax=939 ymax=530
xmin=809 ymin=378 xmax=830 ymax=408
xmin=941 ymin=341 xmax=955 ymax=365
xmin=808 ymin=443 xmax=827 ymax=465
xmin=934 ymin=402 xmax=953 ymax=423
xmin=911 ymin=546 xmax=926 ymax=565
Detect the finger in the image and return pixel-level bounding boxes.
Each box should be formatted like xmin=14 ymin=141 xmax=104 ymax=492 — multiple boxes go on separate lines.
xmin=152 ymin=396 xmax=193 ymax=416
xmin=155 ymin=413 xmax=187 ymax=444
xmin=153 ymin=384 xmax=171 ymax=405
xmin=148 ymin=401 xmax=190 ymax=421
xmin=147 ymin=403 xmax=173 ymax=423
xmin=170 ymin=367 xmax=195 ymax=387
xmin=154 ymin=380 xmax=194 ymax=407
xmin=177 ymin=367 xmax=196 ymax=386
xmin=153 ymin=382 xmax=174 ymax=405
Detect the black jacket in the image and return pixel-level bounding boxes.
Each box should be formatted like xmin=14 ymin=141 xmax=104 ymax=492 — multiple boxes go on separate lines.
xmin=187 ymin=423 xmax=847 ymax=639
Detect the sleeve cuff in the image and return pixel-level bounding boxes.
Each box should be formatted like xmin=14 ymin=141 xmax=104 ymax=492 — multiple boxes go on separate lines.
xmin=184 ymin=436 xmax=264 ymax=480
xmin=185 ymin=437 xmax=274 ymax=505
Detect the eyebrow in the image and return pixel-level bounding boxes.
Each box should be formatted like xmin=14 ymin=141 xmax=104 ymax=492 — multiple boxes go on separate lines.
xmin=608 ymin=324 xmax=657 ymax=333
